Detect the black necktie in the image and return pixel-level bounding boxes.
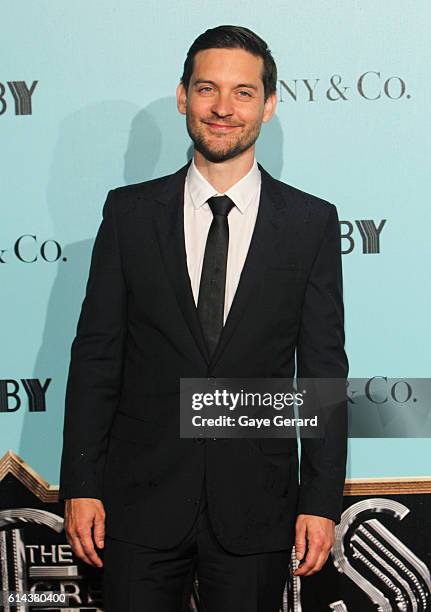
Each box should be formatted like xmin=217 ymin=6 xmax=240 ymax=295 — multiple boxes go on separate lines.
xmin=197 ymin=195 xmax=235 ymax=357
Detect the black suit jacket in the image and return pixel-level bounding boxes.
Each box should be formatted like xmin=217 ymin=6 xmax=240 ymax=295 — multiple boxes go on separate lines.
xmin=59 ymin=161 xmax=348 ymax=554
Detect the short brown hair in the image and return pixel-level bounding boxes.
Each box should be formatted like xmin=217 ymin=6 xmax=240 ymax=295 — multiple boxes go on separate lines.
xmin=181 ymin=25 xmax=277 ymax=101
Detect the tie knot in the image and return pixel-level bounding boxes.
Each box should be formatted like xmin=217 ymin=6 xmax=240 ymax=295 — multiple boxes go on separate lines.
xmin=207 ymin=195 xmax=235 ymax=218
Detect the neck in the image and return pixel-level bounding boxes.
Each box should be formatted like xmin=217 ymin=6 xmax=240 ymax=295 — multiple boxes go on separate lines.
xmin=193 ymin=146 xmax=255 ymax=193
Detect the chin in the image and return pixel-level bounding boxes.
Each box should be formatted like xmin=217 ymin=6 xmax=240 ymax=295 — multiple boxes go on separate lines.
xmin=203 ymin=142 xmax=241 ymax=161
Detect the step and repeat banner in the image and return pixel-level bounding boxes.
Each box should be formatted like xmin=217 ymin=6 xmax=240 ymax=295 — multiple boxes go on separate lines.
xmin=1 ymin=2 xmax=430 ymax=610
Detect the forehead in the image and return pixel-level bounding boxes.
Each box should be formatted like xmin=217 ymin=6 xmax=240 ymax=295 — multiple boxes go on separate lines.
xmin=191 ymin=48 xmax=264 ymax=85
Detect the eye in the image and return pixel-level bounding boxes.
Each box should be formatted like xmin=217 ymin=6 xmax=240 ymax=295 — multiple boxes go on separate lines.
xmin=238 ymin=90 xmax=252 ymax=98
xmin=198 ymin=86 xmax=213 ymax=93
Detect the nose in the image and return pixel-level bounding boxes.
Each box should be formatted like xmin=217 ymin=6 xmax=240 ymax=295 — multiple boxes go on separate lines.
xmin=210 ymin=92 xmax=234 ymax=118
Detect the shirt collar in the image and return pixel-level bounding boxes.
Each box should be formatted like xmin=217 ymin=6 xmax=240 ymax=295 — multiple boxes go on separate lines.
xmin=186 ymin=157 xmax=261 ymax=214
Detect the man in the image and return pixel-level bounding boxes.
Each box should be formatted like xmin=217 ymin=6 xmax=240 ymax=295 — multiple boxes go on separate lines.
xmin=59 ymin=25 xmax=348 ymax=612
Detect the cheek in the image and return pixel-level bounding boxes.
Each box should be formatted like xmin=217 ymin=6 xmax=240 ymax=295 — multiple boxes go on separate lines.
xmin=236 ymin=104 xmax=262 ymax=125
xmin=188 ymin=96 xmax=210 ymax=117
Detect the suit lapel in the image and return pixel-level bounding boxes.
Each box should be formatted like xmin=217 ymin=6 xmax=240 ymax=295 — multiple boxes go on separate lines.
xmin=208 ymin=164 xmax=290 ymax=367
xmin=153 ymin=162 xmax=210 ymax=364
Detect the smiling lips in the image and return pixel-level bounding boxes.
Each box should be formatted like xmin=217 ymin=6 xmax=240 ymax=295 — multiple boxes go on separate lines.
xmin=203 ymin=121 xmax=241 ymax=131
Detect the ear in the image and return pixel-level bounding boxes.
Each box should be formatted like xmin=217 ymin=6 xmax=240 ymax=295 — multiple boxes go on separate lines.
xmin=176 ymin=82 xmax=187 ymax=115
xmin=262 ymin=91 xmax=277 ymax=123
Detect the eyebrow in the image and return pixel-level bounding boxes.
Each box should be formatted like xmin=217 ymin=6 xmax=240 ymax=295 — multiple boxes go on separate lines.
xmin=193 ymin=79 xmax=258 ymax=91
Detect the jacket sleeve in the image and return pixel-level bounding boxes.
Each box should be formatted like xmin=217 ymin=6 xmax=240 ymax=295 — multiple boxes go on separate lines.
xmin=58 ymin=189 xmax=127 ymax=500
xmin=296 ymin=203 xmax=348 ymax=523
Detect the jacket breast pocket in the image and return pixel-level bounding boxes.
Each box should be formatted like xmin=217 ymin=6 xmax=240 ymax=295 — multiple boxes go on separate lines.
xmin=264 ymin=266 xmax=304 ymax=284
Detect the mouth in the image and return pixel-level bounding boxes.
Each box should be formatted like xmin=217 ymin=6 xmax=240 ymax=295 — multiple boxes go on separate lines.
xmin=202 ymin=121 xmax=241 ymax=132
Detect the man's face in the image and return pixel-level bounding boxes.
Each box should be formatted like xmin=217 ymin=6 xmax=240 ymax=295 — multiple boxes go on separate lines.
xmin=177 ymin=48 xmax=276 ymax=163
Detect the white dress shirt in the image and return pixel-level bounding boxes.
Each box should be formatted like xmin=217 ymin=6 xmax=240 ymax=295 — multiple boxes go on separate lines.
xmin=184 ymin=157 xmax=261 ymax=325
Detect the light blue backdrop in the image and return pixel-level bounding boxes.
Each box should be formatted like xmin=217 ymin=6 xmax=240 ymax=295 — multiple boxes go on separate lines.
xmin=2 ymin=1 xmax=430 ymax=484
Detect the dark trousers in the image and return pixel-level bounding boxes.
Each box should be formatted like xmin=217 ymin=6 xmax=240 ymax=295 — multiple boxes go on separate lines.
xmin=102 ymin=477 xmax=291 ymax=612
